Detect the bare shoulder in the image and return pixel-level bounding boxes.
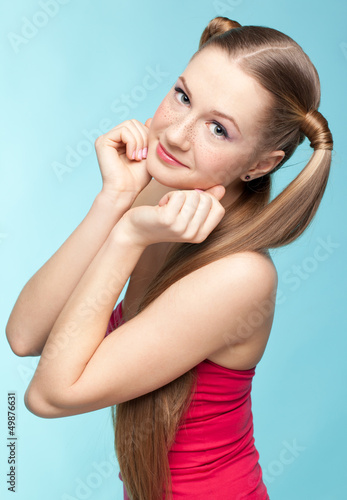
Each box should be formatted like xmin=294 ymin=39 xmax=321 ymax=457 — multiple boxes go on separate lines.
xmin=198 ymin=249 xmax=277 ymax=299
xmin=206 ymin=250 xmax=278 ymax=370
xmin=222 ymin=249 xmax=278 ymax=292
xmin=208 ymin=249 xmax=278 ymax=332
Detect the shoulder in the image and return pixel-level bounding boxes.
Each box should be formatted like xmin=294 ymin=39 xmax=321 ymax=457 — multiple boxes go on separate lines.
xmin=214 ymin=250 xmax=278 ymax=341
xmin=220 ymin=250 xmax=278 ymax=291
xmin=193 ymin=249 xmax=277 ymax=297
xmin=187 ymin=250 xmax=278 ymax=344
xmin=159 ymin=249 xmax=278 ymax=317
xmin=221 ymin=250 xmax=278 ymax=306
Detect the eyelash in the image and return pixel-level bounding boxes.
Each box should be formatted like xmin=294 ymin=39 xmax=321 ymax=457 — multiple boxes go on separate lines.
xmin=173 ymin=86 xmax=229 ymax=140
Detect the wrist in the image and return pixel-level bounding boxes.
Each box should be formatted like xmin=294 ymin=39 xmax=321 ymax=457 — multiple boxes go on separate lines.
xmin=110 ymin=214 xmax=148 ymax=252
xmin=95 ymin=189 xmax=138 ymax=213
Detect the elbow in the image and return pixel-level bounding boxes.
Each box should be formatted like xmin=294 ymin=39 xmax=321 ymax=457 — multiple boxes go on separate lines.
xmin=24 ymin=386 xmax=62 ymax=419
xmin=6 ymin=326 xmax=28 ymax=357
xmin=24 ymin=380 xmax=75 ymax=419
xmin=24 ymin=389 xmax=44 ymax=418
xmin=6 ymin=323 xmax=42 ymax=358
xmin=8 ymin=343 xmax=33 ymax=358
xmin=6 ymin=335 xmax=32 ymax=358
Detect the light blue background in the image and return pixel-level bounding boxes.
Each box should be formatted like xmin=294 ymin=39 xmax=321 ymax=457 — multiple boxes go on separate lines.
xmin=1 ymin=1 xmax=346 ymax=499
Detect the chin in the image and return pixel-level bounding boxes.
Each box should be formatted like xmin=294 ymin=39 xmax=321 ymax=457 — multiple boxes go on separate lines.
xmin=145 ymin=155 xmax=190 ymax=190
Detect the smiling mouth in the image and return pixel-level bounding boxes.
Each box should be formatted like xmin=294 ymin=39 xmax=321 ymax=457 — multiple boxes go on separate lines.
xmin=156 ymin=142 xmax=189 ymax=168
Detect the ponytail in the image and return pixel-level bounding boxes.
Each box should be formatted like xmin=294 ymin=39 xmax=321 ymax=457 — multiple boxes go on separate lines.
xmin=300 ymin=109 xmax=333 ymax=151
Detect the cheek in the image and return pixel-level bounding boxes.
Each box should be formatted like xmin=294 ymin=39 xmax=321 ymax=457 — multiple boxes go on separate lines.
xmin=152 ymin=98 xmax=178 ymax=128
xmin=195 ymin=138 xmax=230 ymax=177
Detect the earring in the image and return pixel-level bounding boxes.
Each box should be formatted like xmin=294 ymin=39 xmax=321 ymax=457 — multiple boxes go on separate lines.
xmin=245 ymin=175 xmax=251 ymax=180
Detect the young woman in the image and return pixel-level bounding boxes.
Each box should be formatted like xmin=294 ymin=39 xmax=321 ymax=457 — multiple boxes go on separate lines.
xmin=6 ymin=16 xmax=333 ymax=500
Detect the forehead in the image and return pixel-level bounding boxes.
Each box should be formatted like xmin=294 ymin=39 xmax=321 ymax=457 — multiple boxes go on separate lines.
xmin=182 ymin=47 xmax=271 ymax=135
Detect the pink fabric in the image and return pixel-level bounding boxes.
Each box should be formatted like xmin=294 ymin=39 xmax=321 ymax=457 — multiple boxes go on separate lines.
xmin=106 ymin=300 xmax=269 ymax=499
xmin=105 ymin=300 xmax=125 ymax=336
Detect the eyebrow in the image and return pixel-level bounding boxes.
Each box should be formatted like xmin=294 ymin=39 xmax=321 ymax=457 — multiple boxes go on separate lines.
xmin=178 ymin=76 xmax=242 ymax=136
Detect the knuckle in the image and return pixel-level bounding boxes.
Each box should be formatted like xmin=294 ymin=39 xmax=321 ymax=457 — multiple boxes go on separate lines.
xmin=201 ymin=193 xmax=212 ymax=205
xmin=174 ymin=190 xmax=185 ymax=199
xmin=94 ymin=135 xmax=104 ymax=148
xmin=195 ymin=233 xmax=206 ymax=244
xmin=213 ymin=201 xmax=225 ymax=214
xmin=185 ymin=199 xmax=198 ymax=212
xmin=174 ymin=220 xmax=187 ymax=233
xmin=121 ymin=124 xmax=131 ymax=134
xmin=180 ymin=204 xmax=192 ymax=217
xmin=161 ymin=212 xmax=175 ymax=226
xmin=185 ymin=228 xmax=199 ymax=241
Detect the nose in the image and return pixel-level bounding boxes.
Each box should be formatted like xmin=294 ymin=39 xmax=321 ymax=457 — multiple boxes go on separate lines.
xmin=165 ymin=114 xmax=195 ymax=151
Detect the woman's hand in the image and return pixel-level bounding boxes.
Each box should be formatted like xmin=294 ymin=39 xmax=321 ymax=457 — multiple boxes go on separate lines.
xmin=95 ymin=118 xmax=153 ymax=199
xmin=115 ymin=185 xmax=226 ymax=248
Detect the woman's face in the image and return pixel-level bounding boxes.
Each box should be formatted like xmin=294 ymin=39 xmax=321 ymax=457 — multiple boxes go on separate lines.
xmin=146 ymin=46 xmax=272 ymax=197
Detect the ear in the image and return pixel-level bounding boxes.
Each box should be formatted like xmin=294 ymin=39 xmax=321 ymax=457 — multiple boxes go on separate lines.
xmin=247 ymin=150 xmax=285 ymax=178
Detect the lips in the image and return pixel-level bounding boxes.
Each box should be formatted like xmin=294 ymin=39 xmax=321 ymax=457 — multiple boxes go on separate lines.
xmin=157 ymin=142 xmax=189 ymax=168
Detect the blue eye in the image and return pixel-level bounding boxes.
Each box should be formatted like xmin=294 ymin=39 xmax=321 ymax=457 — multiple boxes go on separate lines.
xmin=173 ymin=86 xmax=229 ymax=140
xmin=209 ymin=122 xmax=228 ymax=139
xmin=174 ymin=87 xmax=190 ymax=105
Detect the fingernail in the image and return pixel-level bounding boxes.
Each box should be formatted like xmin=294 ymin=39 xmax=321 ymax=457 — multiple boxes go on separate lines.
xmin=142 ymin=147 xmax=148 ymax=158
xmin=132 ymin=151 xmax=136 ymax=159
xmin=137 ymin=149 xmax=143 ymax=160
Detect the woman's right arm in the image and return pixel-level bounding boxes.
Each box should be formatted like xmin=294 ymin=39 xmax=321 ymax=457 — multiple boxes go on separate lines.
xmin=6 ymin=119 xmax=153 ymax=357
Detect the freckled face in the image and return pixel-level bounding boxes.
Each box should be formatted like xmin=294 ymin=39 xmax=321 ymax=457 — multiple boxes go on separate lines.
xmin=146 ymin=46 xmax=271 ymax=191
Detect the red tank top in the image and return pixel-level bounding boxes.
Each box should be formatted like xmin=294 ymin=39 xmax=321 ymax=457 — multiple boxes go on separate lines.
xmin=105 ymin=300 xmax=269 ymax=499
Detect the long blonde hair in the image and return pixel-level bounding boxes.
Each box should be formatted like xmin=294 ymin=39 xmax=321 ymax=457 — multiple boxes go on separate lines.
xmin=111 ymin=17 xmax=333 ymax=500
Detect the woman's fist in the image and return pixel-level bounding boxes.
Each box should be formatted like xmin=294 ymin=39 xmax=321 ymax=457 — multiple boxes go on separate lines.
xmin=115 ymin=185 xmax=226 ymax=248
xmin=95 ymin=118 xmax=153 ymax=199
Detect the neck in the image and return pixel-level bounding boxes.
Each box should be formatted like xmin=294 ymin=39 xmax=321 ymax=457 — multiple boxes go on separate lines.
xmin=220 ymin=182 xmax=244 ymax=210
